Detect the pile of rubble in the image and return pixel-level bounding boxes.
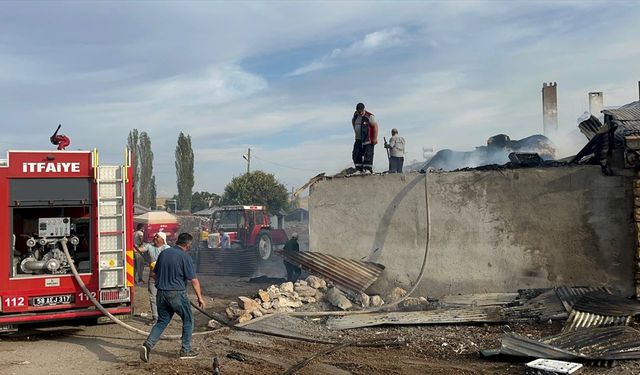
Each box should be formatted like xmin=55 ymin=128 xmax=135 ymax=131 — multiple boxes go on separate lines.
xmin=225 ymin=275 xmax=391 ymax=324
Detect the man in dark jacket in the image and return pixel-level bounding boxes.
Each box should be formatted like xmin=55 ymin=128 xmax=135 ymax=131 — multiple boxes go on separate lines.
xmin=351 ymin=102 xmax=379 ymax=173
xmin=283 ymin=233 xmax=301 ymax=282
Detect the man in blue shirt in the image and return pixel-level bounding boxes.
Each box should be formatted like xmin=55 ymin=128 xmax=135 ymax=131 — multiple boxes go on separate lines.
xmin=140 ymin=233 xmax=205 ymax=362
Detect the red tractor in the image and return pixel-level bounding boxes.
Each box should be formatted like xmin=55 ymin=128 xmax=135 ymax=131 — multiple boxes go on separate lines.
xmin=210 ymin=205 xmax=287 ymax=260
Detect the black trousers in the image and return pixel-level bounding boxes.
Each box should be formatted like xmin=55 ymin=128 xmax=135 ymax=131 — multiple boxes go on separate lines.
xmin=284 ymin=261 xmax=301 ymax=282
xmin=389 ymin=156 xmax=404 ymax=173
xmin=352 ymin=141 xmax=375 ymax=172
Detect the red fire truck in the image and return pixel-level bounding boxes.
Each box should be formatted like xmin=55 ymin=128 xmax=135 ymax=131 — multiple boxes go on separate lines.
xmin=0 ymin=149 xmax=134 ymax=332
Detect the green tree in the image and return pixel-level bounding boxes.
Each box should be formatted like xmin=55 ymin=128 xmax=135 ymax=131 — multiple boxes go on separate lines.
xmin=127 ymin=129 xmax=140 ymax=203
xmin=191 ymin=191 xmax=221 ymax=213
xmin=150 ymin=175 xmax=157 ymax=210
xmin=138 ymin=132 xmax=155 ymax=208
xmin=222 ymin=171 xmax=288 ymax=214
xmin=175 ymin=132 xmax=194 ymax=211
xmin=127 ymin=129 xmax=156 ymax=208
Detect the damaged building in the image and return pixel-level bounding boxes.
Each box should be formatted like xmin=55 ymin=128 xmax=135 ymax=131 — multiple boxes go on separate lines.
xmin=307 ymin=99 xmax=640 ymax=300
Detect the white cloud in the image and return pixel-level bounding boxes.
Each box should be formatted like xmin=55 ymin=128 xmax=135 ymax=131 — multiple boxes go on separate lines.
xmin=288 ymin=27 xmax=407 ymax=77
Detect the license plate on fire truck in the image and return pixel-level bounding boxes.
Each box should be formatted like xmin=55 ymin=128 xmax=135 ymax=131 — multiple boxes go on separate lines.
xmin=29 ymin=294 xmax=74 ymax=307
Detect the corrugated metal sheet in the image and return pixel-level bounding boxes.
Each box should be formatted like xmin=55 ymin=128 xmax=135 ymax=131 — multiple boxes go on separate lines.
xmin=483 ymin=326 xmax=640 ymax=362
xmin=572 ymin=291 xmax=640 ymax=317
xmin=441 ymin=293 xmax=519 ymax=307
xmin=603 ymin=102 xmax=640 ymax=121
xmin=578 ymin=115 xmax=604 ymax=140
xmin=544 ymin=326 xmax=640 ymax=360
xmin=560 ymin=291 xmax=640 ymax=332
xmin=280 ymin=251 xmax=384 ymax=293
xmin=564 ymin=310 xmax=631 ymax=332
xmin=326 ymin=307 xmax=504 ymax=330
xmin=554 ymin=286 xmax=609 ymax=312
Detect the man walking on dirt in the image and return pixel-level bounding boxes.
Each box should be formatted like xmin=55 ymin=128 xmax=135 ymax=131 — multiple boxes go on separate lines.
xmin=136 ymin=232 xmax=170 ymax=325
xmin=282 ymin=233 xmax=301 ymax=282
xmin=352 ymin=102 xmax=379 ymax=173
xmin=140 ymin=233 xmax=206 ymax=362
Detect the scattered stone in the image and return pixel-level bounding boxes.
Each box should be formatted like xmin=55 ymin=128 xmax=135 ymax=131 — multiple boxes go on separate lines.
xmin=280 ymin=281 xmax=295 ymax=293
xmin=225 ymin=303 xmax=244 ymax=319
xmin=295 ymin=285 xmax=317 ymax=298
xmin=237 ymin=312 xmax=253 ymax=324
xmin=358 ymin=292 xmax=371 ymax=308
xmin=275 ymin=295 xmax=303 ymax=308
xmin=326 ymin=287 xmax=353 ymax=310
xmin=207 ymin=319 xmax=220 ymax=329
xmin=387 ymin=287 xmax=408 ymax=302
xmin=261 ymin=301 xmax=273 ymax=310
xmin=399 ymin=297 xmax=428 ymax=310
xmin=257 ymin=289 xmax=270 ymax=303
xmin=315 ymin=291 xmax=325 ymax=302
xmin=238 ymin=296 xmax=261 ymax=313
xmin=251 ymin=310 xmax=263 ymax=318
xmin=294 ymin=280 xmax=308 ymax=287
xmin=306 ymin=275 xmax=326 ymax=290
xmin=301 ymin=296 xmax=317 ymax=304
xmin=371 ymin=295 xmax=385 ymax=307
xmin=267 ymin=285 xmax=280 ymax=300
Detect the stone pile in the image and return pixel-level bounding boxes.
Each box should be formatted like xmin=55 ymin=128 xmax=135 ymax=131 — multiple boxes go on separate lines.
xmin=225 ymin=275 xmax=389 ymax=324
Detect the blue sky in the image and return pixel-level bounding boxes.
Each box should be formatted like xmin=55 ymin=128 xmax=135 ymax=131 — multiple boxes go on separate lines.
xmin=1 ymin=1 xmax=639 ymax=196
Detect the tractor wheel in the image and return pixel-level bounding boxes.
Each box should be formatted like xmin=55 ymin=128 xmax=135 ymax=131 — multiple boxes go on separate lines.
xmin=256 ymin=232 xmax=272 ymax=260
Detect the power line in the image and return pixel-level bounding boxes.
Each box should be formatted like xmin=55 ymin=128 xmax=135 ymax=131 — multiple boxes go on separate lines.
xmin=251 ymin=153 xmax=325 ymax=173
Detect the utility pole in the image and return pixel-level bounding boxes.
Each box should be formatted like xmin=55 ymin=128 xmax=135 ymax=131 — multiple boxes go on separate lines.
xmin=243 ymin=148 xmax=251 ymax=174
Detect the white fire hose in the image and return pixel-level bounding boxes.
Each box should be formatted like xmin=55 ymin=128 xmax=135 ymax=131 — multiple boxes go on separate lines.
xmin=58 ymin=171 xmax=432 ymax=338
xmin=287 ymin=170 xmax=432 ymax=317
xmin=60 ymin=238 xmax=220 ymax=339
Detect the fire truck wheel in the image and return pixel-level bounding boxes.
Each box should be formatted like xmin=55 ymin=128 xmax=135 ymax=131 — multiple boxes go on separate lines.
xmin=256 ymin=232 xmax=272 ymax=260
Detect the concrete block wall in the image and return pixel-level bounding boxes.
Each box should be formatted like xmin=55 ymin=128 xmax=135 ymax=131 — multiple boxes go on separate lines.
xmin=309 ymin=166 xmax=635 ymax=298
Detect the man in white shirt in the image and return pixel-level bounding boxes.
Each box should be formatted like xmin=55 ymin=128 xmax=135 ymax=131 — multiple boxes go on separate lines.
xmin=385 ymin=128 xmax=406 ymax=173
xmin=137 ymin=231 xmax=170 ymax=325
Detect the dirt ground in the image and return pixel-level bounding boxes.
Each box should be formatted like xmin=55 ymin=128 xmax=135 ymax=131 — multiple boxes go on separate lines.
xmin=3 ymin=272 xmax=640 ymax=375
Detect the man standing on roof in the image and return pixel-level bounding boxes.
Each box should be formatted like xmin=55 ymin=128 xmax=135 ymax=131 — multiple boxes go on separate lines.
xmin=352 ymin=102 xmax=379 ymax=173
xmin=140 ymin=233 xmax=205 ymax=362
xmin=136 ymin=232 xmax=170 ymax=325
xmin=385 ymin=128 xmax=406 ymax=173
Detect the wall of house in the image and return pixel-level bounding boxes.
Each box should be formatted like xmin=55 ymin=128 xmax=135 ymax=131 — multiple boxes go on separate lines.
xmin=309 ymin=166 xmax=635 ymax=297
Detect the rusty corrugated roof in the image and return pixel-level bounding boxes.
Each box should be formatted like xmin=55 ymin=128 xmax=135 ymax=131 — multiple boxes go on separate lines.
xmin=280 ymin=251 xmax=384 ymax=293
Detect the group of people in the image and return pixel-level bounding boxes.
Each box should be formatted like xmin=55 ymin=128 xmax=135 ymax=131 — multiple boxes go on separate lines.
xmin=198 ymin=226 xmax=231 ymax=249
xmin=351 ymin=102 xmax=406 ymax=173
xmin=134 ymin=225 xmax=205 ymax=362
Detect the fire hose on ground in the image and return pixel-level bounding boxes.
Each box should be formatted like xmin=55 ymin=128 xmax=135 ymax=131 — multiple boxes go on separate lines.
xmin=59 ymin=171 xmax=431 ymax=373
xmin=60 ymin=239 xmax=402 ymax=348
xmin=286 ymin=170 xmax=432 ymax=317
